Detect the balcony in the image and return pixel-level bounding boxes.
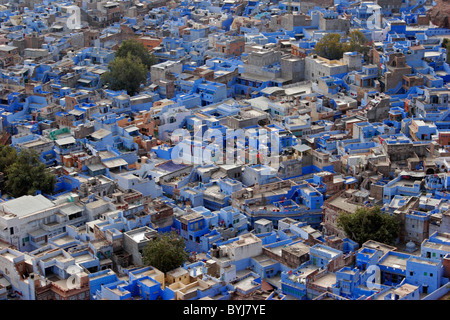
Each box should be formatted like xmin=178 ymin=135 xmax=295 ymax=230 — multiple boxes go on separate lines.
xmin=66 ymin=215 xmax=87 ymax=226
xmin=42 ymin=221 xmax=65 ymax=232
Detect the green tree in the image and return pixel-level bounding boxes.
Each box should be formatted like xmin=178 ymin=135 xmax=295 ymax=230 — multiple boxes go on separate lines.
xmin=337 ymin=206 xmax=400 ymax=246
xmin=101 ymin=54 xmax=148 ymax=96
xmin=101 ymin=39 xmax=159 ymax=96
xmin=443 ymin=38 xmax=450 ymax=62
xmin=345 ymin=30 xmax=369 ymax=55
xmin=314 ymin=33 xmax=345 ymax=60
xmin=0 ymin=144 xmax=18 ymax=174
xmin=4 ymin=148 xmax=56 ymax=198
xmin=115 ymin=39 xmax=158 ymax=70
xmin=142 ymin=232 xmax=189 ymax=273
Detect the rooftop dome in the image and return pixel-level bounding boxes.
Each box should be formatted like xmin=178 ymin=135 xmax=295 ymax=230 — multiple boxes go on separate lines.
xmin=406 ymin=241 xmax=416 ymax=250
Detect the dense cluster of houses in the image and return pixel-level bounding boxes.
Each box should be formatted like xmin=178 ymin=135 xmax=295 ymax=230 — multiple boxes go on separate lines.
xmin=0 ymin=0 xmax=449 ymax=301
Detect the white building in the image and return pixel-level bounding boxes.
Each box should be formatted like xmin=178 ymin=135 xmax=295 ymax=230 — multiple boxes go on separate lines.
xmin=157 ymin=103 xmax=192 ymax=141
xmin=305 ymin=55 xmax=348 ymax=81
xmin=116 ymin=162 xmax=163 ymax=200
xmin=0 ymin=195 xmax=85 ymax=252
xmin=210 ymin=233 xmax=263 ymax=281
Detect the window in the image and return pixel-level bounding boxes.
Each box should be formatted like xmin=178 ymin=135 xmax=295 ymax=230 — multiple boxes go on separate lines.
xmin=430 ymin=273 xmax=433 ymax=277
xmin=33 ymin=235 xmax=46 ymax=243
xmin=392 ymin=274 xmax=398 ymax=283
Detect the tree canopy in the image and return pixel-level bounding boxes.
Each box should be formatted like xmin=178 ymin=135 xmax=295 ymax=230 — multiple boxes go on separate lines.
xmin=115 ymin=39 xmax=158 ymax=70
xmin=314 ymin=33 xmax=345 ymax=60
xmin=101 ymin=39 xmax=158 ymax=96
xmin=337 ymin=206 xmax=400 ymax=246
xmin=142 ymin=232 xmax=189 ymax=273
xmin=0 ymin=146 xmax=56 ymax=198
xmin=101 ymin=54 xmax=148 ymax=96
xmin=314 ymin=31 xmax=369 ymax=60
xmin=0 ymin=144 xmax=18 ymax=174
xmin=443 ymin=38 xmax=450 ymax=62
xmin=345 ymin=30 xmax=370 ymax=57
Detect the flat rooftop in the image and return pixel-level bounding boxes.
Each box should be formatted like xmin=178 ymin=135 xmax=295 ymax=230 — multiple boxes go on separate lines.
xmin=282 ymin=242 xmax=310 ymax=255
xmin=290 ymin=264 xmax=319 ymax=280
xmin=125 ymin=227 xmax=155 ymax=243
xmin=233 ymin=274 xmax=260 ymax=292
xmin=0 ymin=251 xmax=19 ymax=262
xmin=74 ymin=253 xmax=95 ymax=264
xmin=226 ymin=233 xmax=261 ymax=250
xmin=312 ymin=245 xmax=341 ymax=258
xmin=167 ymin=267 xmax=188 ymax=278
xmin=85 ymin=198 xmax=108 ymax=209
xmin=0 ymin=195 xmax=55 ymax=218
xmin=89 ymin=269 xmax=116 ymax=281
xmin=42 ymin=252 xmax=72 ymax=264
xmin=379 ymin=253 xmax=408 ymax=270
xmin=129 ymin=267 xmax=163 ymax=282
xmin=327 ymin=195 xmax=361 ymax=213
xmin=20 ymin=139 xmax=52 ymax=148
xmin=51 ymin=235 xmax=77 ymax=247
xmin=409 ymin=257 xmax=440 ymax=266
xmin=311 ymin=272 xmax=336 ymax=289
xmin=423 ymin=241 xmax=450 ymax=252
xmin=362 ymin=240 xmax=397 ymax=255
